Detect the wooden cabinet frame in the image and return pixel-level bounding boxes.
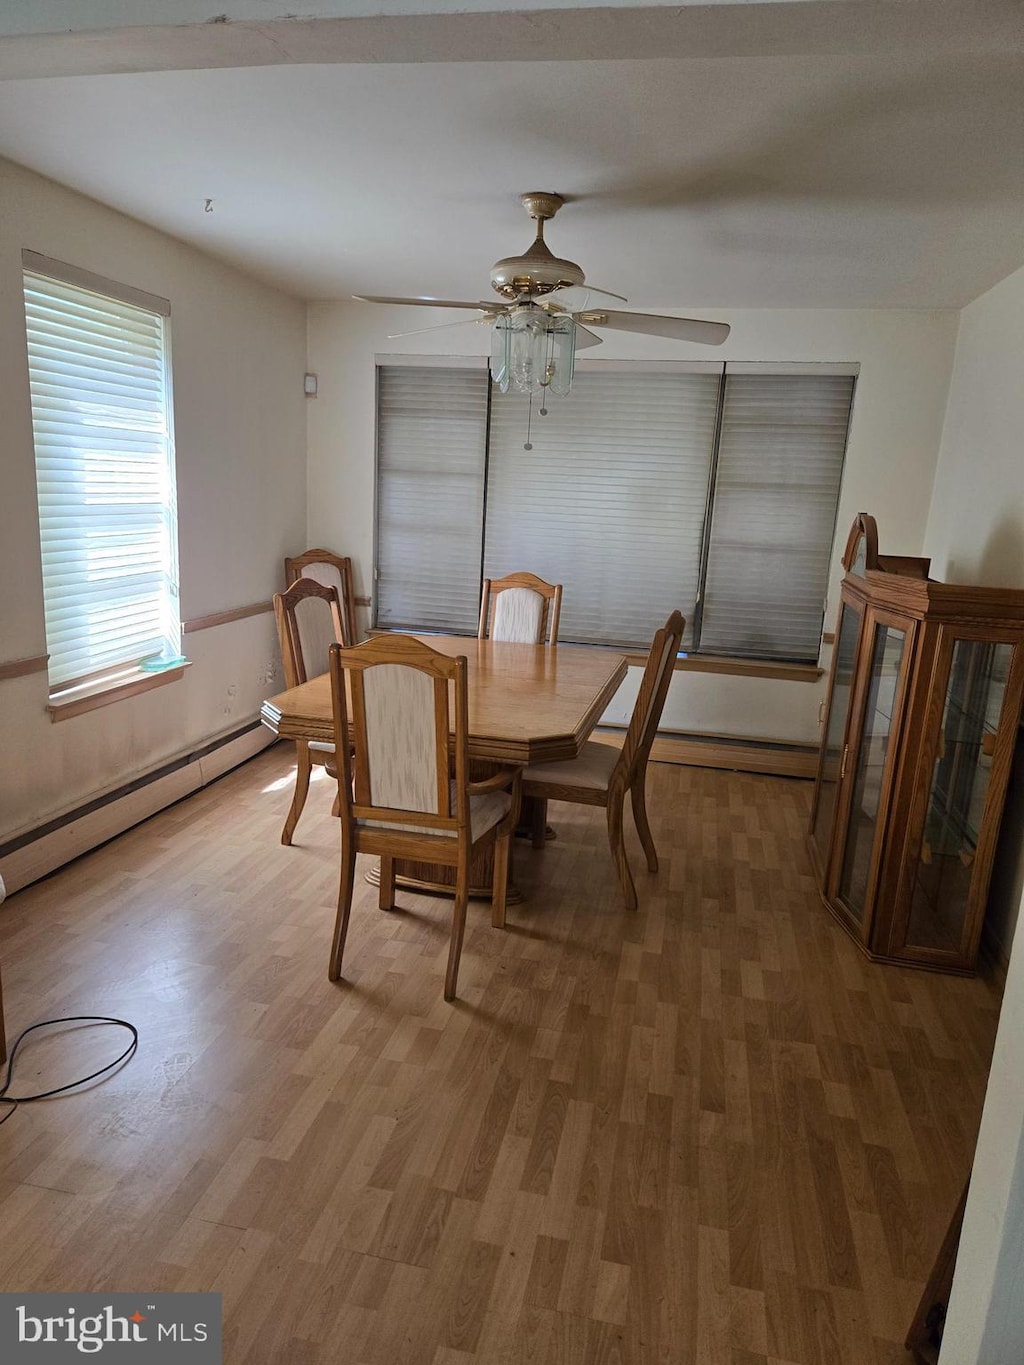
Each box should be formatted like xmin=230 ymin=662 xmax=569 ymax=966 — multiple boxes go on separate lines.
xmin=827 ymin=604 xmax=916 ymax=943
xmin=809 ymin=515 xmax=1024 ymax=974
xmin=883 ymin=623 xmax=1024 ymax=967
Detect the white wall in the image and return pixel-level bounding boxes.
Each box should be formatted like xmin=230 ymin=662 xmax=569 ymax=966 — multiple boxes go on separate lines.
xmin=925 ymin=263 xmax=1024 ymax=1365
xmin=922 ymin=261 xmax=1024 ymax=960
xmin=941 ymin=917 xmax=1024 ymax=1365
xmin=0 ymin=156 xmax=307 ymax=843
xmin=924 ymin=262 xmax=1024 ymax=591
xmin=307 ymin=300 xmax=958 ymax=743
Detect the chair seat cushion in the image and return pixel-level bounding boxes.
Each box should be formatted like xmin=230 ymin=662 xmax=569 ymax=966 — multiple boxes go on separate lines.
xmin=523 ymin=739 xmax=619 ymax=794
xmin=359 ymin=780 xmax=510 ymax=842
xmin=309 ymin=740 xmax=336 ymax=754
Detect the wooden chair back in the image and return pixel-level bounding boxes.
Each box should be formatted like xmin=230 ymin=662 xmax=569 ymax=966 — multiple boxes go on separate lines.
xmin=478 ymin=572 xmax=562 ymax=645
xmin=285 ymin=547 xmax=357 ymax=646
xmin=618 ymin=611 xmax=685 ymax=781
xmin=274 ymin=577 xmax=346 ymax=689
xmin=329 ymin=635 xmax=470 ymax=841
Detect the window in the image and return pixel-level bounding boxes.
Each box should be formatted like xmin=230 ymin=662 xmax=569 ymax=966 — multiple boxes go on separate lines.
xmin=696 ymin=371 xmax=855 ymax=661
xmin=486 ymin=369 xmax=721 ymax=647
xmin=376 ymin=364 xmax=487 ymax=634
xmin=374 ymin=360 xmax=855 ymax=662
xmin=22 ymin=253 xmax=180 ymax=696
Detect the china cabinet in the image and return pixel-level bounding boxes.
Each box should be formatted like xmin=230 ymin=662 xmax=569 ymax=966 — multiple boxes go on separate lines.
xmin=809 ymin=514 xmax=1024 ymax=974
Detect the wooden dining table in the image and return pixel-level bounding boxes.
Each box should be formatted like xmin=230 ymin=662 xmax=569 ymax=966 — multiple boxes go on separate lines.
xmin=261 ymin=634 xmax=628 ymax=897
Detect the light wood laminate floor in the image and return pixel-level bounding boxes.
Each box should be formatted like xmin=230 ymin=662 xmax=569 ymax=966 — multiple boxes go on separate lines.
xmin=0 ymin=747 xmax=1003 ymax=1364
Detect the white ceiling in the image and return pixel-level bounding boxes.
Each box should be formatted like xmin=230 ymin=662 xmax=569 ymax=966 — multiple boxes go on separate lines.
xmin=0 ymin=1 xmax=1022 ymax=309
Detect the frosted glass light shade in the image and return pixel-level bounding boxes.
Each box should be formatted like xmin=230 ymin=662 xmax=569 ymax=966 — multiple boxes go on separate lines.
xmin=491 ymin=314 xmax=511 ymax=393
xmin=490 ymin=306 xmax=575 ymax=397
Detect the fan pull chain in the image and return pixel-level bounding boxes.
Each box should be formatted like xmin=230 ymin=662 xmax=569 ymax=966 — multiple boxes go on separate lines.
xmin=539 ymin=331 xmax=552 ymax=416
xmin=524 ymin=394 xmax=534 ymax=451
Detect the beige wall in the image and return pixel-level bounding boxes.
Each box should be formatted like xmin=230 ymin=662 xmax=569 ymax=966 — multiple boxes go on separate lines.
xmin=0 ymin=156 xmax=307 ymax=842
xmin=306 ymin=300 xmax=958 ymax=743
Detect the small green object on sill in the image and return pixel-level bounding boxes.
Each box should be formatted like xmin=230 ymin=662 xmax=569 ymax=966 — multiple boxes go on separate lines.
xmin=139 ymin=653 xmax=188 ymax=673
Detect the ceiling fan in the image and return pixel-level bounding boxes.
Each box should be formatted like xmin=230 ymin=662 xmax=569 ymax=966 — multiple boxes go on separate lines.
xmin=354 ymin=191 xmax=730 ymax=401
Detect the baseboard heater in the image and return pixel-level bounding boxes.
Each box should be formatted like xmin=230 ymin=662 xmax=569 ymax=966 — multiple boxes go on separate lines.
xmin=594 ymin=726 xmax=819 ymax=780
xmin=0 ymin=722 xmax=816 ymax=900
xmin=0 ymin=721 xmax=276 ymax=898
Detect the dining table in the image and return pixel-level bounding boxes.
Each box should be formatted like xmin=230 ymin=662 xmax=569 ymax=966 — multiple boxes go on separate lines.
xmin=260 ymin=634 xmax=628 ymax=898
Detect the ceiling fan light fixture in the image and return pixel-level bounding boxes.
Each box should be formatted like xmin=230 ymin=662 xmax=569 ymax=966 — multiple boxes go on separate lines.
xmin=491 ymin=305 xmax=575 ymax=398
xmin=356 ymin=191 xmax=729 ymax=408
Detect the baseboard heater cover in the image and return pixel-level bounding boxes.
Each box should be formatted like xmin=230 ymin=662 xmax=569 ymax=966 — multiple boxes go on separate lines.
xmin=0 ymin=722 xmax=276 ymax=898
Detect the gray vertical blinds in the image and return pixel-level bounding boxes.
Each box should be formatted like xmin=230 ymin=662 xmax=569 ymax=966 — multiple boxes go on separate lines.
xmin=698 ymin=374 xmax=855 ymax=660
xmin=485 ymin=371 xmax=721 ymax=647
xmin=375 ymin=366 xmax=488 ymax=633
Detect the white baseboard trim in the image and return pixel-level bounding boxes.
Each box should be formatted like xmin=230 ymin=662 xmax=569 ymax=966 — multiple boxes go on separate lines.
xmin=0 ymin=724 xmax=276 ymax=898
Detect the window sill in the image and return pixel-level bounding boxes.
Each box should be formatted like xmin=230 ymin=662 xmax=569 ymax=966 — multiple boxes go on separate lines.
xmin=369 ymin=628 xmax=823 ymax=682
xmin=625 ymin=652 xmax=823 ymax=683
xmin=48 ymin=661 xmax=191 ymax=723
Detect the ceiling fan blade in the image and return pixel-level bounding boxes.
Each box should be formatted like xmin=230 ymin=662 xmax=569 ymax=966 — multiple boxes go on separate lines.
xmin=573 ymin=325 xmax=603 ymax=350
xmin=353 ymin=295 xmax=504 ymax=311
xmin=387 ymin=316 xmax=495 ymax=340
xmin=583 ymin=310 xmax=730 ymax=346
xmin=544 ymin=284 xmax=628 ymax=311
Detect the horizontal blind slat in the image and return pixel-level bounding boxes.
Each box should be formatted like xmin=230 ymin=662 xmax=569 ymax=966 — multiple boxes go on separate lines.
xmin=486 ymin=372 xmax=718 ymax=647
xmin=24 ymin=269 xmax=179 ymax=687
xmin=374 ymin=365 xmax=853 ymax=662
xmin=375 ymin=366 xmax=488 ymax=633
xmin=698 ymin=374 xmax=854 ymax=661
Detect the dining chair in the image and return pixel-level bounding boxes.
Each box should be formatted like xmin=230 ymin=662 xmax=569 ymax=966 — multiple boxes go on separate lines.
xmin=478 ymin=571 xmax=562 ymax=645
xmin=273 ymin=577 xmax=347 ymax=846
xmin=522 ymin=610 xmax=684 ymax=910
xmin=285 ymin=547 xmax=358 ymax=648
xmin=327 ymin=635 xmax=522 ymax=1001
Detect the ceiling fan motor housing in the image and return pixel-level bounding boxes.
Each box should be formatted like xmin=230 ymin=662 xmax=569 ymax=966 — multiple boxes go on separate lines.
xmin=490 ymin=190 xmax=586 ymax=300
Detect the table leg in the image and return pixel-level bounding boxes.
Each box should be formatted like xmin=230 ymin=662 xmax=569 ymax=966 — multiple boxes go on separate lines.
xmin=515 ymin=795 xmax=556 ymax=846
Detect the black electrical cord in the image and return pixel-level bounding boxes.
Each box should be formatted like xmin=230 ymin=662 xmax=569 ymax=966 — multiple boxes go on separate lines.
xmin=0 ymin=1016 xmax=139 ymax=1128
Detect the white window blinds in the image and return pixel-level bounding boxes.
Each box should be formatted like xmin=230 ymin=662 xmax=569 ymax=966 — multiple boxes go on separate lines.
xmin=485 ymin=370 xmax=721 ymax=647
xmin=23 ymin=264 xmax=180 ymax=690
xmin=375 ymin=366 xmax=488 ymax=633
xmin=697 ymin=373 xmax=855 ymax=661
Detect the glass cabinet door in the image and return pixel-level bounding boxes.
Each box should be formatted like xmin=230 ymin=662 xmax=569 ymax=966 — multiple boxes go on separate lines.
xmin=902 ymin=638 xmax=1015 ymax=955
xmin=810 ymin=600 xmax=862 ymax=872
xmin=835 ymin=617 xmax=909 ymax=929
